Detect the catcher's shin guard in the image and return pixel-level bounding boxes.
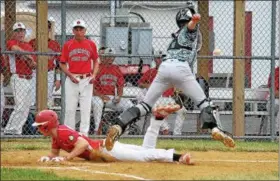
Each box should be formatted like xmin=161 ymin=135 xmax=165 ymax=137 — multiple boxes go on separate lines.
xmin=105 ymin=102 xmax=151 ymax=151
xmin=199 ymin=104 xmax=235 ymax=148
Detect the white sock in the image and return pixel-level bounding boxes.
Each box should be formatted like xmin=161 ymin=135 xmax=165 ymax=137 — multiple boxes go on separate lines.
xmin=142 ymin=116 xmax=163 ymax=149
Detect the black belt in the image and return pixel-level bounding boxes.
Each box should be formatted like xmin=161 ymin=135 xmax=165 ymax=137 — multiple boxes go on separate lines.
xmin=74 ymin=73 xmax=91 ymax=79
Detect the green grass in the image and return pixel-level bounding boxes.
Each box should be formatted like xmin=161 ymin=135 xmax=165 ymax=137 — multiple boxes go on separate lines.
xmin=1 ymin=138 xmax=278 ymax=152
xmin=119 ymin=138 xmax=279 ymax=152
xmin=1 ymin=168 xmax=76 ymax=180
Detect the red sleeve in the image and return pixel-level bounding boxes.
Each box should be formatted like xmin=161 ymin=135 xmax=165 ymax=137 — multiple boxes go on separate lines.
xmin=275 ymin=67 xmax=279 ymax=91
xmin=54 ymin=128 xmax=80 ymax=149
xmin=29 ymin=39 xmax=36 ymax=49
xmin=51 ymin=137 xmax=60 ymax=149
xmin=268 ymin=67 xmax=280 ymax=91
xmin=60 ymin=43 xmax=69 ymax=63
xmin=7 ymin=40 xmax=17 ymax=50
xmin=116 ymin=67 xmax=125 ymax=87
xmin=90 ymin=41 xmax=99 ymax=61
xmin=138 ymin=70 xmax=151 ymax=84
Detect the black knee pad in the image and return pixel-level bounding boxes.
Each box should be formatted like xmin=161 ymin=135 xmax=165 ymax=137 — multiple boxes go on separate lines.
xmin=199 ymin=105 xmax=218 ymax=129
xmin=116 ymin=107 xmax=141 ymax=132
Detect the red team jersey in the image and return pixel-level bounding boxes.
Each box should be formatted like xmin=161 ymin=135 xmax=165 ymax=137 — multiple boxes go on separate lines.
xmin=60 ymin=39 xmax=98 ymax=74
xmin=268 ymin=66 xmax=279 ymax=92
xmin=6 ymin=40 xmax=35 ymax=75
xmin=138 ymin=68 xmax=174 ymax=97
xmin=52 ymin=125 xmax=104 ymax=160
xmin=94 ymin=64 xmax=125 ymax=95
xmin=29 ymin=38 xmax=61 ymax=70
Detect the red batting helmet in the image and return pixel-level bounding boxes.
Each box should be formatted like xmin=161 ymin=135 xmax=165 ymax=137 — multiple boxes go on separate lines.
xmin=32 ymin=110 xmax=59 ymax=135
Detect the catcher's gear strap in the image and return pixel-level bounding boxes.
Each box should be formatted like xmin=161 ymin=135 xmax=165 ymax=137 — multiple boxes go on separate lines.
xmin=197 ymin=98 xmax=210 ymax=108
xmin=199 ymin=105 xmax=223 ymax=130
xmin=117 ymin=106 xmax=141 ymax=131
xmin=136 ymin=102 xmax=152 ymax=116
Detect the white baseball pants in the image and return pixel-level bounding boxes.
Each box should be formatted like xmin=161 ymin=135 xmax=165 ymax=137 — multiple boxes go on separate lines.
xmin=4 ymin=74 xmax=32 ymax=135
xmin=64 ymin=76 xmax=93 ymax=136
xmin=143 ymin=60 xmax=208 ymax=110
xmin=101 ymin=141 xmax=174 ymax=162
xmin=92 ymin=95 xmax=134 ymax=132
xmin=31 ymin=70 xmax=55 ymax=107
xmin=137 ymin=88 xmax=186 ymax=136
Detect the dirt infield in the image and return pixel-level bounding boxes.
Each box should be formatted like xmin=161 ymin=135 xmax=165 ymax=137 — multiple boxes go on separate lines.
xmin=1 ymin=150 xmax=278 ymax=180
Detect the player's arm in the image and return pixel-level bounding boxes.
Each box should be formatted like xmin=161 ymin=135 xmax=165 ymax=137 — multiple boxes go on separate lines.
xmin=138 ymin=72 xmax=150 ymax=89
xmin=48 ymin=148 xmax=60 ymax=158
xmin=116 ymin=68 xmax=124 ymax=97
xmin=187 ymin=14 xmax=201 ymax=30
xmin=65 ymin=137 xmax=89 ymax=161
xmin=10 ymin=44 xmax=34 ymax=61
xmin=92 ymin=57 xmax=100 ymax=79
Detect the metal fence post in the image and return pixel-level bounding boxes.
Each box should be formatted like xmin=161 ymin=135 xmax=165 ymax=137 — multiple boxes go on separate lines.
xmin=269 ymin=0 xmax=277 ymax=141
xmin=60 ymin=0 xmax=67 ymax=124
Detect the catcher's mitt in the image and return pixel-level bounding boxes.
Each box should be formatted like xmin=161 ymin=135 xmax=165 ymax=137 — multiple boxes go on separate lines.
xmin=173 ymin=89 xmax=194 ymax=110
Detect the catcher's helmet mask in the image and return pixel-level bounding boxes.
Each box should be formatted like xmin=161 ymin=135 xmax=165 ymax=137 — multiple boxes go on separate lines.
xmin=176 ymin=8 xmax=196 ymax=28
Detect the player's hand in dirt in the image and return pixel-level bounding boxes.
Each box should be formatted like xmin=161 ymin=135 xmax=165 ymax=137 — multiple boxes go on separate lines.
xmin=51 ymin=156 xmax=66 ymax=162
xmin=38 ymin=156 xmax=51 ymax=162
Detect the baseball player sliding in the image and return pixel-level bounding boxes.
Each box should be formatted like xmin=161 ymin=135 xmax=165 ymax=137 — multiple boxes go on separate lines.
xmin=59 ymin=19 xmax=99 ymax=136
xmin=92 ymin=47 xmax=133 ymax=134
xmin=34 ymin=109 xmax=192 ymax=165
xmin=105 ymin=4 xmax=235 ymax=151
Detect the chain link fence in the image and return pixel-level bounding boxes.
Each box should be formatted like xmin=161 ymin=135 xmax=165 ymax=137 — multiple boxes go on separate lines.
xmin=0 ymin=0 xmax=279 ymax=140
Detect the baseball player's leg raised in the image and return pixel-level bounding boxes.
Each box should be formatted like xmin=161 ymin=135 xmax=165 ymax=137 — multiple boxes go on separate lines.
xmin=172 ymin=61 xmax=235 ymax=148
xmin=105 ymin=70 xmax=172 ymax=150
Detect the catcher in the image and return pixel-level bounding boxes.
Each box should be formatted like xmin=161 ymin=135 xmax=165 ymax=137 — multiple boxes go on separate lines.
xmin=33 ymin=109 xmax=193 ymax=165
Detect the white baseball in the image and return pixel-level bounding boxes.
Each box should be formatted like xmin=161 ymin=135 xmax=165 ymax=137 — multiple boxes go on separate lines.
xmin=213 ymin=48 xmax=222 ymax=55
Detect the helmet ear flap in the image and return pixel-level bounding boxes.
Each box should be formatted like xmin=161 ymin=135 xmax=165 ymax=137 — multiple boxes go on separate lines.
xmin=176 ymin=8 xmax=194 ymax=28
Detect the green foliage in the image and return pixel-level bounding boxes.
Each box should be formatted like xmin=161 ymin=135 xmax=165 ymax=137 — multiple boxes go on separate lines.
xmin=1 ymin=168 xmax=76 ymax=180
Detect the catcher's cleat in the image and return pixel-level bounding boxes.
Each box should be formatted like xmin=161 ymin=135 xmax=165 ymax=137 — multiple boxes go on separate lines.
xmin=153 ymin=104 xmax=181 ymax=119
xmin=179 ymin=153 xmax=194 ymax=165
xmin=105 ymin=125 xmax=121 ymax=151
xmin=211 ymin=127 xmax=235 ymax=148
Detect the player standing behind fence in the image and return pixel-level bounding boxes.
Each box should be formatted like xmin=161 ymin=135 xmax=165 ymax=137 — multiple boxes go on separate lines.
xmin=4 ymin=22 xmax=36 ymax=135
xmin=92 ymin=47 xmax=133 ymax=135
xmin=105 ymin=4 xmax=235 ymax=151
xmin=29 ymin=18 xmax=61 ymax=107
xmin=59 ymin=19 xmax=99 ymax=136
